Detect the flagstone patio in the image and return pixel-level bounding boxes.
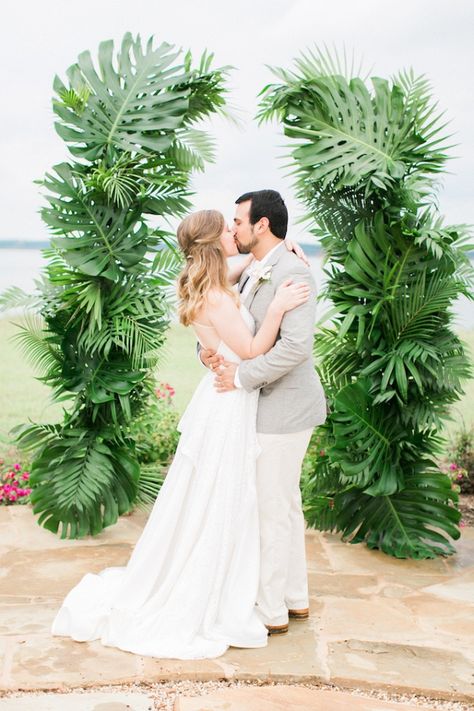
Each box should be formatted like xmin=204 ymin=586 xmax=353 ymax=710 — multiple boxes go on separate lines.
xmin=0 ymin=506 xmax=472 ymax=703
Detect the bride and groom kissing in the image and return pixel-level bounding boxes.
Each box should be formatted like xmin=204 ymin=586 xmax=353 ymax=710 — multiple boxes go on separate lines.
xmin=51 ymin=189 xmax=327 ymax=660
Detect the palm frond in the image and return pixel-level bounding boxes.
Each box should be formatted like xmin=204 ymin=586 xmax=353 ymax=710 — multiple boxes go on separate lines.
xmin=151 ymin=246 xmax=183 ymax=284
xmin=0 ymin=286 xmax=39 ymax=311
xmin=294 ymin=45 xmax=368 ymax=82
xmin=182 ymin=48 xmax=233 ymax=124
xmin=167 ymin=128 xmax=216 ymax=172
xmin=87 ymin=154 xmax=142 ymax=208
xmin=11 ymin=314 xmax=63 ymax=376
xmin=142 ymin=180 xmax=193 ymax=218
xmin=29 ymin=430 xmax=139 ymax=538
xmin=135 ymin=464 xmax=164 ymax=508
xmin=389 ymin=272 xmax=462 ymax=343
xmin=12 ymin=422 xmax=62 ymax=450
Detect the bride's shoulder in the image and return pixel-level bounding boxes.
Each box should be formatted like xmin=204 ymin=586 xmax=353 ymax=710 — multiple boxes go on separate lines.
xmin=206 ymin=288 xmax=236 ymax=309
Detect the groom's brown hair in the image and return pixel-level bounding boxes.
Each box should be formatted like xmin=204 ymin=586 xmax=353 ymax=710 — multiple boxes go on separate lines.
xmin=235 ymin=189 xmax=288 ymax=239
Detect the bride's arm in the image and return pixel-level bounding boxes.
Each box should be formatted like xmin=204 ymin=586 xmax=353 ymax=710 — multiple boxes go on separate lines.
xmin=227 ymin=254 xmax=254 ymax=285
xmin=205 ymin=283 xmax=309 ymax=360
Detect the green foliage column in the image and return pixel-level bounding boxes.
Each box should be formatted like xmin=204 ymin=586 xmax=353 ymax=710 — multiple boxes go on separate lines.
xmin=259 ymin=51 xmax=473 ymax=558
xmin=12 ymin=34 xmax=230 ymax=538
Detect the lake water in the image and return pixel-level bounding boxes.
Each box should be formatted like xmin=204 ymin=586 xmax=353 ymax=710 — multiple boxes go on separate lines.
xmin=0 ymin=248 xmax=472 ymax=329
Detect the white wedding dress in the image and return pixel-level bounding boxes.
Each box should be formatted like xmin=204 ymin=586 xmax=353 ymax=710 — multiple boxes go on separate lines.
xmin=51 ymin=306 xmax=268 ymax=659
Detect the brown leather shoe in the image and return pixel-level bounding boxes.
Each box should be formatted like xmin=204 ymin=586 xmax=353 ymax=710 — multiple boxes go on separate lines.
xmin=288 ymin=608 xmax=309 ymax=620
xmin=265 ymin=623 xmax=289 ymax=635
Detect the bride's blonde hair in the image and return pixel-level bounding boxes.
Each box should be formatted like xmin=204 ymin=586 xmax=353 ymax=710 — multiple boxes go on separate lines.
xmin=177 ymin=209 xmax=238 ymax=326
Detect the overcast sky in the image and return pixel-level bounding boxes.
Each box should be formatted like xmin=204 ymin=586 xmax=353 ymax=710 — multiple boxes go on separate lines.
xmin=1 ymin=0 xmax=472 ymax=243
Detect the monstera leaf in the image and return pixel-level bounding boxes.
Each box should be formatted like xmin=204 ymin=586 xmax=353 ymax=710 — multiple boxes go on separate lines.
xmin=331 ymin=379 xmax=402 ymax=496
xmin=53 ymin=34 xmax=190 ymax=160
xmin=259 ymin=52 xmax=450 ymax=193
xmin=41 ymin=163 xmax=147 ymax=278
xmin=334 ymin=471 xmax=460 ymax=559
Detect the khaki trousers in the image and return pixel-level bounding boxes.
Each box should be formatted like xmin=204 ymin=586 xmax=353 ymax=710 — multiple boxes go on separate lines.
xmin=255 ymin=428 xmax=313 ymax=626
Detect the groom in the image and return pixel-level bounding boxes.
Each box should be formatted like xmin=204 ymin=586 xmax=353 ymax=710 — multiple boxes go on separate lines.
xmin=201 ymin=189 xmax=327 ymax=634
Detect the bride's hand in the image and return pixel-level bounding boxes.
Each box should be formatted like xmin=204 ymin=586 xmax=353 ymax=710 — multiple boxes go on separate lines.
xmin=271 ymin=279 xmax=311 ymax=314
xmin=284 ymin=239 xmax=310 ymax=267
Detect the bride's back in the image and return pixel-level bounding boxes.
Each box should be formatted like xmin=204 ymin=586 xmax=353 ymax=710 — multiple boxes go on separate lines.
xmin=192 ymin=287 xmax=239 ymax=352
xmin=192 ymin=291 xmax=254 ymax=362
xmin=192 ymin=319 xmax=221 ymax=352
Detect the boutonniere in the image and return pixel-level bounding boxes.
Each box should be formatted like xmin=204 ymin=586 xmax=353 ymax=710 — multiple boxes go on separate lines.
xmin=249 ymin=263 xmax=273 ymax=285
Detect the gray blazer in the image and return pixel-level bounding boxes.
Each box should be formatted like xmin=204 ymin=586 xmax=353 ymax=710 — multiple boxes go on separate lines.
xmin=239 ymin=242 xmax=327 ymax=434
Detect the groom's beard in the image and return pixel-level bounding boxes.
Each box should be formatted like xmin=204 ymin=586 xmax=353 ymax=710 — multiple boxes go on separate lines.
xmin=235 ymin=230 xmax=258 ymax=254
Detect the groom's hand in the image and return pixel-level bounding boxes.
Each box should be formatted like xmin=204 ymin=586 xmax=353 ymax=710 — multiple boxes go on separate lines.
xmin=214 ymin=361 xmax=238 ymax=392
xmin=201 ymin=348 xmax=224 ymax=372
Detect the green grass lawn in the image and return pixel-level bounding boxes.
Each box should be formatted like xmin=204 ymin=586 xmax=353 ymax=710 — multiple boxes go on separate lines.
xmin=0 ymin=316 xmax=472 ymax=458
xmin=0 ymin=317 xmax=204 ymax=456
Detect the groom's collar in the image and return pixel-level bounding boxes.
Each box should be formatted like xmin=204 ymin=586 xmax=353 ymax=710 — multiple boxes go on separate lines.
xmin=252 ymin=241 xmax=285 ymax=267
xmin=244 ymin=241 xmax=286 ymax=307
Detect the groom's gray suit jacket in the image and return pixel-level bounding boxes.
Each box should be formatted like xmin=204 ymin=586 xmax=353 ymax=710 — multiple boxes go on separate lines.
xmin=239 ymin=242 xmax=327 ymax=435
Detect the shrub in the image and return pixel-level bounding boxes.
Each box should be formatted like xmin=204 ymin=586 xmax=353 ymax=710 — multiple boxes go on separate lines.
xmin=0 ymin=460 xmax=32 ymax=505
xmin=446 ymin=425 xmax=474 ymax=494
xmin=130 ymin=383 xmax=180 ymax=508
xmin=131 ymin=383 xmax=180 ymax=468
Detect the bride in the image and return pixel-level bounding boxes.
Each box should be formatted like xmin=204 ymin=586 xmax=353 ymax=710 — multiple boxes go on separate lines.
xmin=51 ymin=209 xmax=309 ymax=660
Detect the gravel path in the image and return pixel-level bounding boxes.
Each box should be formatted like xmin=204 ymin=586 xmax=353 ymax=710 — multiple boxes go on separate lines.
xmin=1 ymin=680 xmax=473 ymax=710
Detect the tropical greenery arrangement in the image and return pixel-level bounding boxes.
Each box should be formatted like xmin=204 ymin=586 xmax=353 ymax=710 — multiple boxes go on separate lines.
xmin=1 ymin=33 xmax=230 ymax=538
xmin=259 ymin=50 xmax=473 ymax=558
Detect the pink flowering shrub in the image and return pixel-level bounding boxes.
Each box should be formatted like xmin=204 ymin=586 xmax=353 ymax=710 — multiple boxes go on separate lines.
xmin=131 ymin=383 xmax=180 ymax=467
xmin=439 ymin=460 xmax=468 ymax=494
xmin=0 ymin=459 xmax=32 ymax=505
xmin=447 ymin=425 xmax=474 ymax=494
xmin=128 ymin=383 xmax=180 ymax=507
xmin=155 ymin=382 xmax=176 ymax=405
xmin=438 ymin=458 xmax=469 ymax=529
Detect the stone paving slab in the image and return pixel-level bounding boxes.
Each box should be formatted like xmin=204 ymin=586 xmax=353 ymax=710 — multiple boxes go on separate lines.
xmin=0 ymin=691 xmax=154 ymax=710
xmin=328 ymin=639 xmax=474 ymax=699
xmin=174 ymin=686 xmax=432 ymax=710
xmin=1 ymin=507 xmax=473 ymax=702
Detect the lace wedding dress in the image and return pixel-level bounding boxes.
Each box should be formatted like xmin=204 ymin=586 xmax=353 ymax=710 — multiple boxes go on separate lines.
xmin=51 ymin=306 xmax=268 ymax=659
